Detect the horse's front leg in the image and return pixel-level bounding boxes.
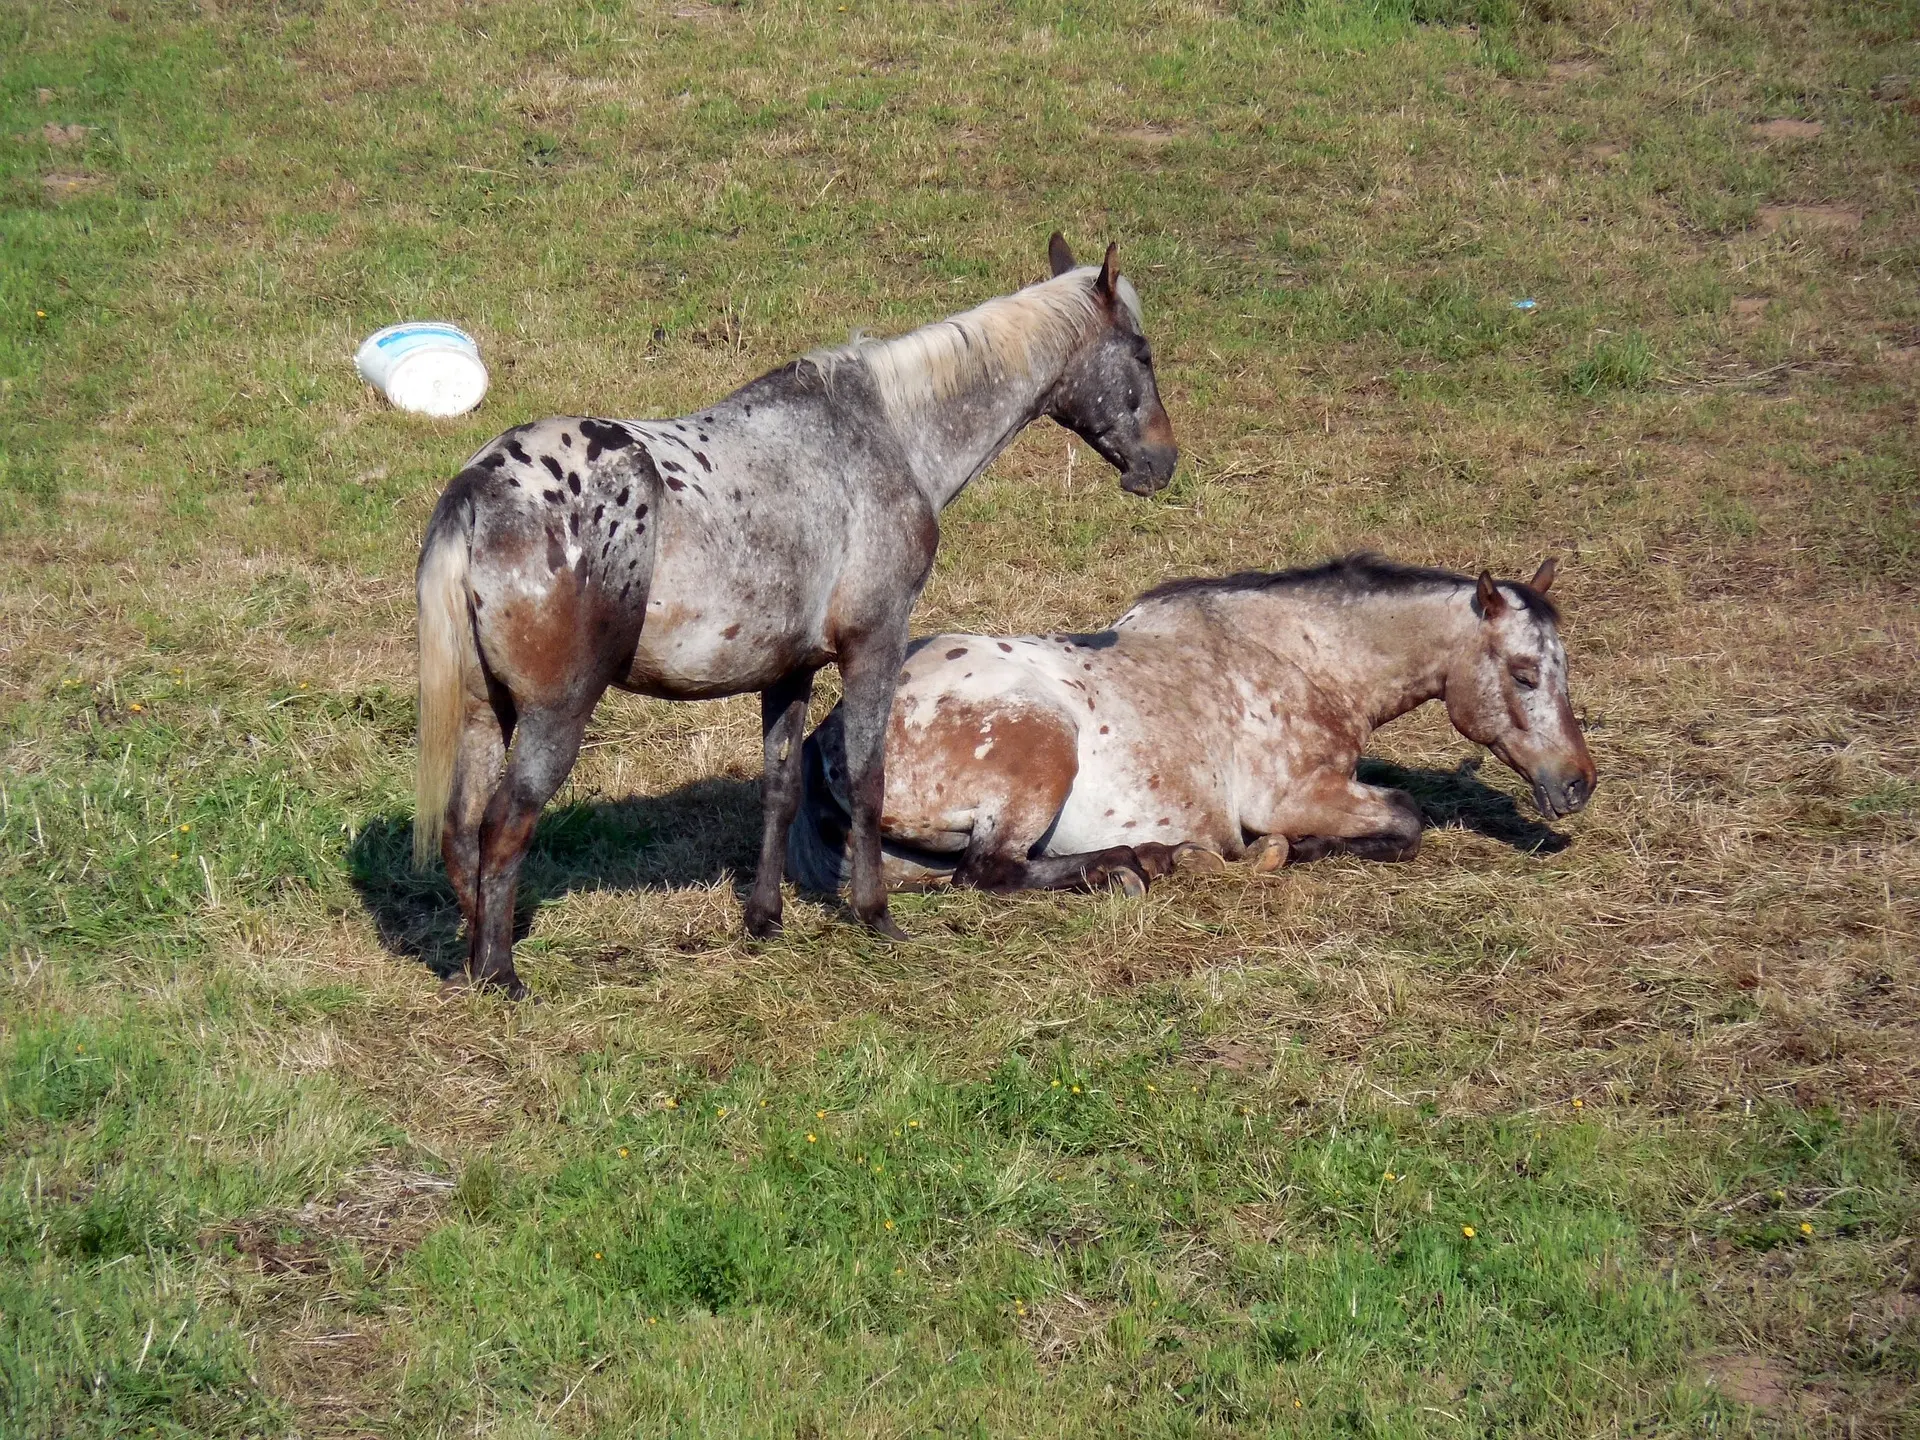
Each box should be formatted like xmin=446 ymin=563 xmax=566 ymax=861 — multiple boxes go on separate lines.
xmin=835 ymin=628 xmax=911 ymax=940
xmin=743 ymin=668 xmax=816 ymax=939
xmin=1275 ymin=774 xmax=1424 ymax=864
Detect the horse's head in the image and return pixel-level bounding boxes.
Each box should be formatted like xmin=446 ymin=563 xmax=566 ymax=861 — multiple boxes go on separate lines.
xmin=1444 ymin=558 xmax=1598 ymax=820
xmin=1042 ymin=233 xmax=1178 ymax=496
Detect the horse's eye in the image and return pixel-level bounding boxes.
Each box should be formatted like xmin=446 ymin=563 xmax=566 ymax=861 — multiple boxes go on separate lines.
xmin=1511 ymin=666 xmax=1540 ymax=690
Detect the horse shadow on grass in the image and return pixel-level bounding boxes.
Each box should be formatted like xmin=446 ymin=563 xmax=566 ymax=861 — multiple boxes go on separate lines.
xmin=350 ymin=756 xmax=1567 ymax=975
xmin=1358 ymin=756 xmax=1571 ymax=856
xmin=347 ymin=776 xmax=765 ymax=979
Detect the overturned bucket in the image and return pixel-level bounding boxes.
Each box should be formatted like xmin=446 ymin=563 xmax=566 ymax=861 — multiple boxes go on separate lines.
xmin=353 ymin=322 xmax=489 ymax=417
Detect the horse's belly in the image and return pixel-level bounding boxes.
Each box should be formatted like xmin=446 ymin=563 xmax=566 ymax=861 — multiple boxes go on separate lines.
xmin=1046 ymin=752 xmax=1228 ymax=855
xmin=622 ymin=617 xmax=825 ymax=698
xmin=618 ymin=538 xmax=831 ymax=697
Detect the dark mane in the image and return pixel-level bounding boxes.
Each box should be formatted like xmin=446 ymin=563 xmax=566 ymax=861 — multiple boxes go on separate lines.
xmin=1136 ymin=552 xmax=1560 ymax=623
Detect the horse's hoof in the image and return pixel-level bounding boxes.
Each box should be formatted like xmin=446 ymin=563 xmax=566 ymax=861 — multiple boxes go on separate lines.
xmin=1246 ymin=836 xmax=1289 ymax=874
xmin=1112 ymin=865 xmax=1150 ymax=898
xmin=442 ymin=972 xmax=529 ymax=1001
xmin=1130 ymin=842 xmax=1177 ymax=879
xmin=1172 ymin=843 xmax=1226 ymax=875
xmin=861 ymin=912 xmax=909 ymax=942
xmin=743 ymin=911 xmax=784 ymax=941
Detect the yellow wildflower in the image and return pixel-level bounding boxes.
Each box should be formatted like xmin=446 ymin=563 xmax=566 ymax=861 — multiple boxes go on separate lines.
xmin=618 ymin=1147 xmax=629 ymax=1158
xmin=1461 ymin=1225 xmax=1476 ymax=1239
xmin=664 ymin=1098 xmax=678 ymax=1109
xmin=1800 ymin=1222 xmax=1813 ymax=1236
xmin=178 ymin=823 xmax=190 ymax=833
xmin=1572 ymin=1097 xmax=1584 ymax=1109
xmin=806 ymin=1133 xmax=817 ymax=1143
xmin=592 ymin=1251 xmax=602 ymax=1260
xmin=1384 ymin=1171 xmax=1396 ymax=1182
xmin=816 ymin=1109 xmax=826 ymax=1119
xmin=1070 ymin=1085 xmax=1081 ymax=1094
xmin=883 ymin=1219 xmax=895 ymax=1231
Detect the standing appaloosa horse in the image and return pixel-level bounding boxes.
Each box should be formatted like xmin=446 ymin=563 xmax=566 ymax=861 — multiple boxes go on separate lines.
xmin=789 ymin=555 xmax=1596 ymax=896
xmin=414 ymin=235 xmax=1176 ymax=995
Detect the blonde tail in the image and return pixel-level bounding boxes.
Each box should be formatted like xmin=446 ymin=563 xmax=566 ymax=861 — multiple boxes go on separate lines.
xmin=413 ymin=521 xmax=473 ymax=871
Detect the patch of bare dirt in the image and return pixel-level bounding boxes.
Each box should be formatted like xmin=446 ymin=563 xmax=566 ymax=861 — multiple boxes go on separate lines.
xmin=1751 ymin=118 xmax=1825 ymax=141
xmin=1200 ymin=1039 xmax=1266 ymax=1072
xmin=40 ymin=171 xmax=103 ymax=201
xmin=1703 ymin=1352 xmax=1793 ymax=1410
xmin=1115 ymin=123 xmax=1188 ymax=148
xmin=41 ymin=123 xmax=91 ymax=147
xmin=1547 ymin=60 xmax=1598 ymax=81
xmin=1586 ymin=142 xmax=1626 ymax=162
xmin=1755 ymin=204 xmax=1862 ymax=234
xmin=211 ymin=1165 xmax=453 ymax=1277
xmin=1732 ymin=296 xmax=1770 ymax=322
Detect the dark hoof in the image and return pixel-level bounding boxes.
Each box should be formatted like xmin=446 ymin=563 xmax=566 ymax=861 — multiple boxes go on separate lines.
xmin=442 ymin=972 xmax=529 ymax=1001
xmin=743 ymin=909 xmax=784 ymax=941
xmin=860 ymin=910 xmax=909 ymax=942
xmin=1093 ymin=861 xmax=1150 ymax=898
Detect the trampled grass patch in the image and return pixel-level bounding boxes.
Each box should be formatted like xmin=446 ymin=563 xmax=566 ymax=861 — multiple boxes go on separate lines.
xmin=4 ymin=0 xmax=1917 ymax=1434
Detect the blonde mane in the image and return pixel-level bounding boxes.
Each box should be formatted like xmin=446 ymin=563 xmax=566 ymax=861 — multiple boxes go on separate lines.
xmin=806 ymin=268 xmax=1128 ymax=423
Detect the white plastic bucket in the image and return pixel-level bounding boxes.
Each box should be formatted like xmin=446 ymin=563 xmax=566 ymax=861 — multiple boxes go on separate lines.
xmin=353 ymin=322 xmax=489 ymax=418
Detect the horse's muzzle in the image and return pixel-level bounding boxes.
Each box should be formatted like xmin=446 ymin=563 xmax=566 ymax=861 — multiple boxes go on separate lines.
xmin=1532 ymin=770 xmax=1596 ymax=820
xmin=1120 ymin=443 xmax=1178 ymax=496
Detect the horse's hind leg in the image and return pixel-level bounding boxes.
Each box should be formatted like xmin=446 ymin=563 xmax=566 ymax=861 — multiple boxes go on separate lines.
xmin=969 ymin=844 xmax=1154 ymax=897
xmin=468 ymin=703 xmax=595 ymax=997
xmin=938 ymin=710 xmax=1151 ymax=896
xmin=443 ymin=684 xmax=513 ymax=960
xmin=743 ymin=668 xmax=816 ymax=939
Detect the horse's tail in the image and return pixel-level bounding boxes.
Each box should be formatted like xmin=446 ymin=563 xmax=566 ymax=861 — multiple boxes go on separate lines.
xmin=413 ymin=480 xmax=478 ymax=871
xmin=787 ymin=716 xmax=852 ymax=894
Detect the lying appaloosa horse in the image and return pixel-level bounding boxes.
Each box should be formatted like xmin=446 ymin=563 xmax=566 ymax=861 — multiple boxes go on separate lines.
xmin=789 ymin=555 xmax=1596 ymax=895
xmin=414 ymin=235 xmax=1175 ymax=994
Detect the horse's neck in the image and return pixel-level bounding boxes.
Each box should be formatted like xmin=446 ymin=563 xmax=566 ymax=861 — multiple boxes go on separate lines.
xmin=1224 ymin=587 xmax=1475 ymax=733
xmin=902 ymin=361 xmax=1060 ymax=510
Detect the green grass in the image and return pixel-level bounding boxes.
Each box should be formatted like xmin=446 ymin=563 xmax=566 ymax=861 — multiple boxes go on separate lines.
xmin=4 ymin=0 xmax=1918 ymax=1435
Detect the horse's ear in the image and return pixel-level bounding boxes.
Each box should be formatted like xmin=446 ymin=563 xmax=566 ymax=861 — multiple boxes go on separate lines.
xmin=1475 ymin=571 xmax=1507 ymax=619
xmin=1096 ymin=242 xmax=1120 ymax=297
xmin=1529 ymin=556 xmax=1557 ymax=593
xmin=1048 ymin=232 xmax=1077 ymax=277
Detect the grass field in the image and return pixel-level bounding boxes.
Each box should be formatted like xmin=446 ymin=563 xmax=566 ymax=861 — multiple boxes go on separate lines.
xmin=3 ymin=0 xmax=1918 ymax=1434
